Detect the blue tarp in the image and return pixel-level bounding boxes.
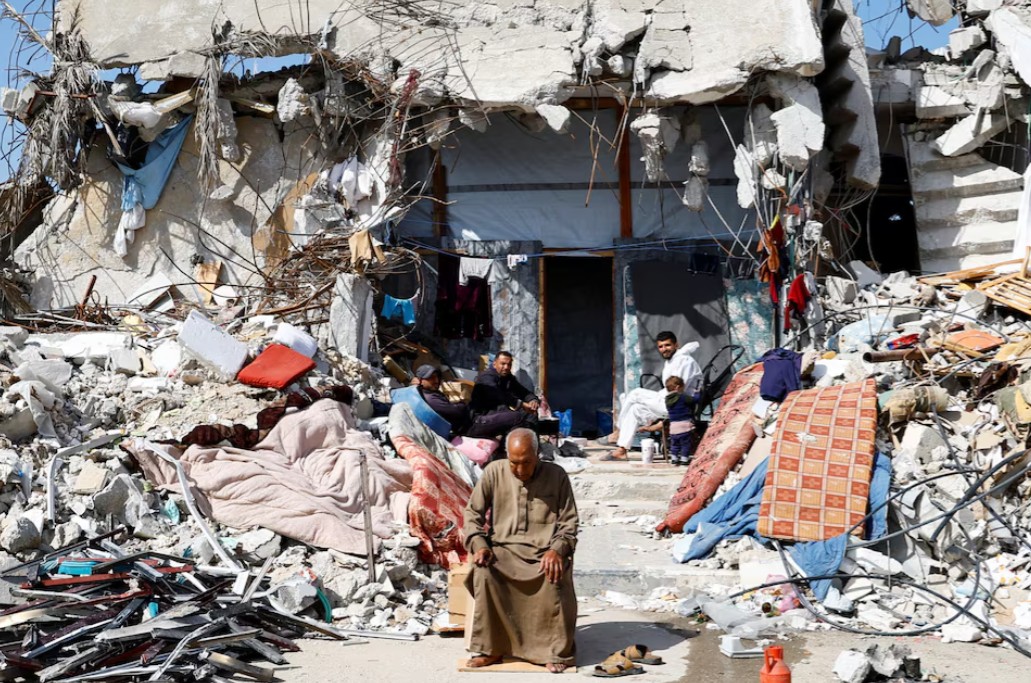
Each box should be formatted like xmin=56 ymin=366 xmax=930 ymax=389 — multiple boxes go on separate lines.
xmin=672 ymin=452 xmax=893 ymax=600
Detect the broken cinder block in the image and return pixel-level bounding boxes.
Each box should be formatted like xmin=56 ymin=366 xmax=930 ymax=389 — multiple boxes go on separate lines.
xmin=177 ymin=311 xmax=248 ymax=378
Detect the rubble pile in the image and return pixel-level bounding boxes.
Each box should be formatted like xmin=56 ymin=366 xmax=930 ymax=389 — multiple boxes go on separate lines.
xmin=616 ymin=260 xmax=1031 ymax=660
xmin=0 ymin=293 xmax=469 ymax=673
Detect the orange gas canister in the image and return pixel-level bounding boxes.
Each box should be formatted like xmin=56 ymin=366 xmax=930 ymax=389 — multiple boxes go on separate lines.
xmin=759 ymin=645 xmax=792 ymax=683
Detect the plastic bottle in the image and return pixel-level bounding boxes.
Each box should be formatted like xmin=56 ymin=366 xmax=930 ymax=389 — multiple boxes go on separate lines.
xmin=759 ymin=645 xmax=791 ymax=683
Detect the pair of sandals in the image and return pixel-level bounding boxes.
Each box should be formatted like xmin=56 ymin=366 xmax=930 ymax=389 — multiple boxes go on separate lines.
xmin=592 ymin=644 xmax=664 ymax=678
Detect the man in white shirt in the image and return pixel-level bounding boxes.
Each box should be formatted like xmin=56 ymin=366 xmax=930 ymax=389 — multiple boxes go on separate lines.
xmin=605 ymin=331 xmax=702 ymax=460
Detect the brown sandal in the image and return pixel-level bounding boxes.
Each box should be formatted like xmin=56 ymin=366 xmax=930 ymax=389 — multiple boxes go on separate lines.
xmin=621 ymin=644 xmax=664 ymax=665
xmin=592 ymin=654 xmax=644 ymax=678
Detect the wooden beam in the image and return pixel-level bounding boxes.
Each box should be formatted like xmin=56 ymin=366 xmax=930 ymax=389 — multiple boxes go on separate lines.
xmin=431 ymin=151 xmax=448 ymax=238
xmin=617 ymin=105 xmax=633 ymax=239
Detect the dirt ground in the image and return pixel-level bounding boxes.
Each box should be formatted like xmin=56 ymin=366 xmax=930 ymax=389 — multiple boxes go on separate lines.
xmin=275 ymin=602 xmax=1030 ymax=682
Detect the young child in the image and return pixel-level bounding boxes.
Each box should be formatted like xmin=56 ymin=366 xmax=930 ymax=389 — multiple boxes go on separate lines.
xmin=665 ymin=376 xmax=696 ymax=466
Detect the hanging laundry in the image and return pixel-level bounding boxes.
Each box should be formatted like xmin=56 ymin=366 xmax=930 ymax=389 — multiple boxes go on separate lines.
xmin=507 ymin=254 xmax=528 ymax=269
xmin=381 ymin=295 xmax=417 ymax=325
xmin=436 ymin=254 xmax=493 ymax=340
xmin=784 ymin=273 xmax=810 ymax=330
xmin=458 ymin=257 xmax=496 ymax=285
xmin=757 ymin=214 xmax=787 ymax=304
xmin=114 ymin=115 xmax=193 ymax=257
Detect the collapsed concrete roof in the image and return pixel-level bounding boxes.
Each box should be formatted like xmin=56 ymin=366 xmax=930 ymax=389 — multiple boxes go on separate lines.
xmin=58 ymin=0 xmax=826 ymax=106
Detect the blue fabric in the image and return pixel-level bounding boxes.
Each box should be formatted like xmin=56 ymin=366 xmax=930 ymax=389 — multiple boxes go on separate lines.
xmin=674 ymin=452 xmax=893 ymax=602
xmin=867 ymin=452 xmax=892 ymax=541
xmin=672 ymin=458 xmax=769 ymax=563
xmin=116 ymin=116 xmax=193 ymax=211
xmin=381 ymin=295 xmax=416 ymax=325
xmin=758 ymin=348 xmax=802 ymax=402
xmin=789 ymin=533 xmax=849 ymax=600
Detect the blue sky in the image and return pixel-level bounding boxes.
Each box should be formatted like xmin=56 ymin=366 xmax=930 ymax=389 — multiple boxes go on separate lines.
xmin=0 ymin=1 xmax=955 ymax=182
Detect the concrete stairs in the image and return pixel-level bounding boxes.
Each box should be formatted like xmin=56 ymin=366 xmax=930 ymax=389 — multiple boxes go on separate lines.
xmin=904 ymin=134 xmax=1023 ymax=273
xmin=568 ymin=460 xmax=738 ymax=598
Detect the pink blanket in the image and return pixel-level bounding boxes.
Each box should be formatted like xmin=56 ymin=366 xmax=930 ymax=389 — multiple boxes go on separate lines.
xmin=128 ymin=399 xmax=412 ymax=555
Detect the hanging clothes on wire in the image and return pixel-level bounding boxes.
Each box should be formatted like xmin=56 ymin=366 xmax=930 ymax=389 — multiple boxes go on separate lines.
xmin=381 ymin=293 xmax=418 ymax=326
xmin=436 ymin=254 xmax=493 ymax=340
xmin=459 ymin=257 xmax=497 ymax=285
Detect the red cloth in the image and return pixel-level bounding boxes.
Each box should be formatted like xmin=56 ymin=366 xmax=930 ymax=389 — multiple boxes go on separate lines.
xmin=656 ymin=364 xmax=764 ymax=534
xmin=784 ymin=274 xmax=810 ymax=330
xmin=237 ymin=344 xmax=316 ymax=390
xmin=392 ymin=434 xmax=471 ymax=569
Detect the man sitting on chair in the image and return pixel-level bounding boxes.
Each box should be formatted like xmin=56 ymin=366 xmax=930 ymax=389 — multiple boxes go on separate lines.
xmin=463 ymin=428 xmax=578 ymax=673
xmin=605 ymin=331 xmax=702 ymax=460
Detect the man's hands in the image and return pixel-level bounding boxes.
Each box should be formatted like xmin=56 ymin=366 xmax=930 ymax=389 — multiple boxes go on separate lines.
xmin=522 ymin=399 xmax=541 ymax=413
xmin=473 ymin=547 xmax=495 ymax=567
xmin=540 ymin=550 xmax=565 ymax=584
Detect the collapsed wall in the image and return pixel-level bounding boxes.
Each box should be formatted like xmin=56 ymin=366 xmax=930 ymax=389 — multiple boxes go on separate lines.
xmin=0 ymin=0 xmax=882 ymax=315
xmin=874 ymin=2 xmax=1031 ymax=273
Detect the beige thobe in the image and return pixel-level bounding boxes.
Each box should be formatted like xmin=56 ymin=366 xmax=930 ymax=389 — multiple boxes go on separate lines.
xmin=462 ymin=460 xmax=579 ymax=666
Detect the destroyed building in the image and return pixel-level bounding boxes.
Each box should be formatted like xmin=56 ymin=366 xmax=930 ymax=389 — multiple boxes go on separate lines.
xmin=0 ymin=1 xmax=1030 ymax=680
xmin=0 ymin=0 xmax=887 ymax=432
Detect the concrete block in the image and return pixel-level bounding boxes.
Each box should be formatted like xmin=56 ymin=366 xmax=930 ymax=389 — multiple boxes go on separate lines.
xmin=0 ymin=326 xmax=28 ymax=348
xmin=0 ymin=409 xmax=37 ymax=441
xmin=933 ymin=111 xmax=1012 ymax=157
xmin=72 ymin=460 xmax=109 ymax=494
xmin=906 ymin=0 xmax=955 ymax=26
xmin=900 ymin=423 xmax=948 ymax=464
xmin=177 ymin=311 xmax=248 ymax=378
xmin=107 ymin=348 xmax=141 ymax=376
xmin=0 ymin=517 xmax=40 ymax=554
xmin=825 ymin=276 xmax=857 ymax=305
xmin=329 ymin=274 xmax=374 ymax=363
xmin=534 ymin=104 xmax=571 ymax=134
xmin=832 ymin=650 xmax=870 ymax=683
xmin=848 ymin=261 xmax=882 ymax=287
xmin=949 ymin=26 xmax=986 ymax=58
xmin=273 ymin=323 xmax=318 ymax=358
xmin=915 ymin=84 xmax=970 ymax=119
xmin=60 ymin=332 xmax=132 ymax=365
xmin=14 ymin=360 xmax=73 ymax=394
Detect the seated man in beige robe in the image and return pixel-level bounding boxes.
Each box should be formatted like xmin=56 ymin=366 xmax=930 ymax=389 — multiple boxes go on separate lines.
xmin=462 ymin=428 xmax=578 ymax=673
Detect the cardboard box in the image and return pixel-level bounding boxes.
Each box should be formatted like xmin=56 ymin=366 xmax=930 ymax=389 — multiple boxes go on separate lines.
xmin=447 ymin=562 xmax=474 ymax=626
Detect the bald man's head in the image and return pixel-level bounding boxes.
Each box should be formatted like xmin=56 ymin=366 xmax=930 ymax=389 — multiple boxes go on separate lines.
xmin=506 ymin=428 xmax=539 ymax=482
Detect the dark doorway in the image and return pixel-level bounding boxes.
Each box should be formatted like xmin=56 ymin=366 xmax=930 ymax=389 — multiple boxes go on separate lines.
xmin=544 ymin=257 xmax=614 ymax=436
xmin=629 ymin=261 xmax=731 ymax=386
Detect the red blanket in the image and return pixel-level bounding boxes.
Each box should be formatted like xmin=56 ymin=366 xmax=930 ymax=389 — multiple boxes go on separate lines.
xmin=656 ymin=364 xmax=764 ymax=534
xmin=393 ymin=434 xmax=471 ymax=568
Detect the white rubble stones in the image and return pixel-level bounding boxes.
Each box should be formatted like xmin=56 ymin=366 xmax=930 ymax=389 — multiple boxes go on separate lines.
xmin=634 ymin=3 xmax=692 ymax=86
xmin=107 ymin=348 xmax=142 ymax=376
xmin=15 ymin=360 xmax=73 ymax=394
xmin=906 ymin=0 xmax=955 ymax=26
xmin=534 ymin=104 xmax=572 ymax=134
xmin=733 ymin=145 xmax=758 ymax=210
xmin=214 ymin=98 xmax=241 ymax=162
xmin=933 ymin=110 xmax=1013 ymax=157
xmin=766 ymin=73 xmax=825 ymax=171
xmin=0 ymin=516 xmax=41 ymax=554
xmin=630 ymin=111 xmax=680 ymax=182
xmin=458 ymin=108 xmax=489 ymax=133
xmin=916 ymin=85 xmax=970 ymax=119
xmin=986 ymin=8 xmax=1031 ymax=88
xmin=949 ymin=26 xmax=987 ymax=59
xmin=833 ymin=649 xmax=870 ymax=683
xmin=744 ymin=104 xmax=778 ymax=166
xmin=177 ymin=311 xmax=249 ymax=378
xmin=277 ymin=78 xmax=310 ymax=122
